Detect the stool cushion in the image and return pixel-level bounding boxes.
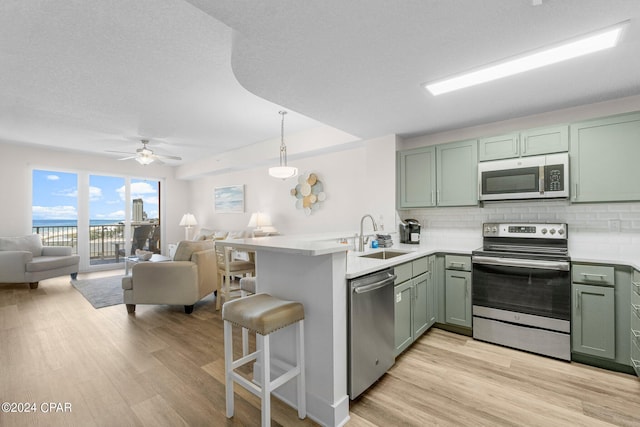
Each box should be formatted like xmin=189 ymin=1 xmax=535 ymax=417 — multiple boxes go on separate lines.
xmin=222 ymin=293 xmax=304 ymax=335
xmin=239 ymin=277 xmax=256 ymax=294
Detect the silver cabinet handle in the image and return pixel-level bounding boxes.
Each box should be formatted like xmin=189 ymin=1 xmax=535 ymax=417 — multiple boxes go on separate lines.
xmin=582 ymin=273 xmax=607 ymax=280
xmin=575 ymin=290 xmax=580 ymax=310
xmin=520 ymin=136 xmax=525 ymax=154
xmin=431 ymin=190 xmax=435 ymax=206
xmin=574 ymin=183 xmax=578 ymax=200
xmin=436 ymin=189 xmax=440 ymax=204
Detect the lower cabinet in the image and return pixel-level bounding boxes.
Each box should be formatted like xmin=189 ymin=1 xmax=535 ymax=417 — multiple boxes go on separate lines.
xmin=572 ymin=283 xmax=615 ymax=359
xmin=444 ymin=255 xmax=472 ymax=329
xmin=445 ymin=270 xmax=472 ymax=328
xmin=632 ymin=270 xmax=640 ymax=376
xmin=394 ymin=256 xmax=434 ymax=356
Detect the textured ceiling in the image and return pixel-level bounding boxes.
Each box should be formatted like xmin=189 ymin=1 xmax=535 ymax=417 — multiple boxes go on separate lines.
xmin=2 ymin=0 xmax=640 ymax=166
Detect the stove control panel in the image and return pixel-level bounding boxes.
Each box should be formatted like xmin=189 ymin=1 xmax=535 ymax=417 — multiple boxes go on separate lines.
xmin=483 ymin=223 xmax=567 ymax=239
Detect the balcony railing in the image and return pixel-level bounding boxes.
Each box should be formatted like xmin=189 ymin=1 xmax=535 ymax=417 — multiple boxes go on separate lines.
xmin=32 ymin=224 xmax=160 ymax=264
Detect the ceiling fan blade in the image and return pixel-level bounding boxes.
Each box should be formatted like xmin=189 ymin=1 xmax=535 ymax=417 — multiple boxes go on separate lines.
xmin=155 ymin=154 xmax=182 ymax=161
xmin=118 ymin=156 xmax=138 ymax=160
xmin=106 ymin=150 xmax=137 ymax=155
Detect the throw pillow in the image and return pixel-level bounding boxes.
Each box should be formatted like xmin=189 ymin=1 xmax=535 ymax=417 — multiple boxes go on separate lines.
xmin=0 ymin=234 xmax=43 ymax=257
xmin=173 ymin=240 xmax=214 ymax=261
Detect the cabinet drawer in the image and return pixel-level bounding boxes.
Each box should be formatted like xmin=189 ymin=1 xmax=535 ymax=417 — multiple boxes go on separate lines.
xmin=633 ymin=270 xmax=640 ymax=298
xmin=632 ymin=340 xmax=640 ymax=377
xmin=571 ymin=264 xmax=615 ymax=286
xmin=445 ymin=255 xmax=471 ymax=271
xmin=394 ymin=262 xmax=413 ymax=285
xmin=412 ymin=257 xmax=429 ymax=277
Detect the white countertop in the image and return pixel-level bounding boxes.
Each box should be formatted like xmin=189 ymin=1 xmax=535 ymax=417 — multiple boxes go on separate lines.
xmin=216 ymin=235 xmax=349 ymax=256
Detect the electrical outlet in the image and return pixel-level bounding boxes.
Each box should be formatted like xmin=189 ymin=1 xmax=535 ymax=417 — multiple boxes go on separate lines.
xmin=609 ymin=219 xmax=621 ymax=232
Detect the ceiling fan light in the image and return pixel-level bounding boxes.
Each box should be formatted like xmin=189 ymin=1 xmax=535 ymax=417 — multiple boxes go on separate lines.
xmin=268 ymin=165 xmax=298 ymax=179
xmin=136 ymin=155 xmax=154 ymax=165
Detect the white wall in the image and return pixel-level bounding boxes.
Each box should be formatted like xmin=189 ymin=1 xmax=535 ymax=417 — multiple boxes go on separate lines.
xmin=398 ymin=94 xmax=640 ymax=235
xmin=187 ymin=135 xmax=397 ymax=238
xmin=0 ymin=141 xmax=190 ymax=250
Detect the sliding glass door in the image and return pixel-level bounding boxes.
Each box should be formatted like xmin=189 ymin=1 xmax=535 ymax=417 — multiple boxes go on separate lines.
xmin=33 ymin=168 xmax=162 ymax=271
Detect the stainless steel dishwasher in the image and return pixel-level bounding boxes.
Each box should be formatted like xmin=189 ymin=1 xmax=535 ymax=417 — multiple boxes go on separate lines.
xmin=348 ymin=267 xmax=396 ymax=399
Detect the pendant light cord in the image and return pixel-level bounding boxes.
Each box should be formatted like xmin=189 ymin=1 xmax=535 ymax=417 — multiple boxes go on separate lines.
xmin=279 ymin=110 xmax=288 ymax=167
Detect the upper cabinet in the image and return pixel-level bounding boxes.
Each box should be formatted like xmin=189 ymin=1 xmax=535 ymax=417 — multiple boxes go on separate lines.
xmin=570 ymin=112 xmax=640 ymax=203
xmin=478 ymin=125 xmax=568 ymax=161
xmin=436 ymin=139 xmax=478 ymax=207
xmin=397 ymin=146 xmax=436 ymax=207
xmin=397 ymin=140 xmax=477 ymax=208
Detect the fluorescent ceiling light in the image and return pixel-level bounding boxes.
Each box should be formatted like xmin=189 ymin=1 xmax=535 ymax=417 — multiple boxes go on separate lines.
xmin=425 ymin=22 xmax=627 ymax=96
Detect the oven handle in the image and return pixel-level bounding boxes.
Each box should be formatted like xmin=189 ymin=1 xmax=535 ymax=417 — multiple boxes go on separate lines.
xmin=472 ymin=255 xmax=570 ymax=271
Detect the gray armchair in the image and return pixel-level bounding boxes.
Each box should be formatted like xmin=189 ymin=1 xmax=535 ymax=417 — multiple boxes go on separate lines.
xmin=0 ymin=234 xmax=79 ymax=289
xmin=122 ymin=240 xmax=218 ymax=314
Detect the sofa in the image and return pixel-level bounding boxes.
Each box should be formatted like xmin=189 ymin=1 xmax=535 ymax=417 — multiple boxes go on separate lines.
xmin=0 ymin=234 xmax=80 ymax=289
xmin=121 ymin=240 xmax=217 ymax=314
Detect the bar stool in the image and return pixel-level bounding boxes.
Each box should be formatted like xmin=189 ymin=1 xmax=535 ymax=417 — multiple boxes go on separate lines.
xmin=239 ymin=276 xmax=257 ymax=356
xmin=223 ymin=293 xmax=306 ymax=427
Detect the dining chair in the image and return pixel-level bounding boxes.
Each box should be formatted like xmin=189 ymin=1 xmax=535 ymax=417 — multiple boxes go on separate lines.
xmin=214 ymin=244 xmax=255 ymax=310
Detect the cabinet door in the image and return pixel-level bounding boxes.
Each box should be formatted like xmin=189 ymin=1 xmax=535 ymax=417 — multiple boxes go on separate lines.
xmin=520 ymin=125 xmax=568 ymax=157
xmin=426 ymin=257 xmax=437 ymax=328
xmin=394 ymin=281 xmax=413 ymax=356
xmin=570 ymin=112 xmax=640 ymax=202
xmin=436 ymin=139 xmax=478 ymax=206
xmin=572 ymin=284 xmax=615 ymax=359
xmin=397 ymin=147 xmax=436 ymax=208
xmin=413 ymin=273 xmax=429 ymax=338
xmin=478 ymin=133 xmax=519 ymax=161
xmin=445 ymin=270 xmax=472 ymax=328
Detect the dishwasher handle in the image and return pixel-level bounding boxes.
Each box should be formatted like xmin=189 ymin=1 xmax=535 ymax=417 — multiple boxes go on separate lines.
xmin=353 ymin=273 xmax=397 ymax=294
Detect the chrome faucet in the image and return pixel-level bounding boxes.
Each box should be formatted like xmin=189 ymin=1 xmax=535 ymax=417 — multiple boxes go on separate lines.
xmin=358 ymin=214 xmax=378 ymax=251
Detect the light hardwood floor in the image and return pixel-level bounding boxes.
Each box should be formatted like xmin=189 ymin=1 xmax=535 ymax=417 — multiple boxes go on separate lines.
xmin=1 ymin=271 xmax=639 ymax=426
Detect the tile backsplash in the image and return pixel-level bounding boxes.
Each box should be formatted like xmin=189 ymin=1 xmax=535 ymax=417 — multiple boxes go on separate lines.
xmin=403 ymin=200 xmax=640 ymax=233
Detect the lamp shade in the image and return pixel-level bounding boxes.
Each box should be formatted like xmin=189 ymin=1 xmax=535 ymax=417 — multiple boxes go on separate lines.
xmin=179 ymin=213 xmax=198 ymax=227
xmin=268 ymin=165 xmax=298 ymax=179
xmin=248 ymin=212 xmax=272 ymax=229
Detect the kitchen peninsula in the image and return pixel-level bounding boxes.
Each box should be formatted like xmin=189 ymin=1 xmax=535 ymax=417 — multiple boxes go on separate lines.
xmin=216 ymin=236 xmax=352 ymax=427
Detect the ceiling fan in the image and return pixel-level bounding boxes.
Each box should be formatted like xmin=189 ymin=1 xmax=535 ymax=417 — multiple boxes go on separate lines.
xmin=107 ymin=139 xmax=182 ymax=165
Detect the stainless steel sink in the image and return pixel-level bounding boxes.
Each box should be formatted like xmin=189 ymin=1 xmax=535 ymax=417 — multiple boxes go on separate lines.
xmin=358 ymin=250 xmax=409 ymax=260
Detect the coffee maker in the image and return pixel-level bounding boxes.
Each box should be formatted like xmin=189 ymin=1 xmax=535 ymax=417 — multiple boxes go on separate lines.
xmin=399 ymin=219 xmax=421 ymax=244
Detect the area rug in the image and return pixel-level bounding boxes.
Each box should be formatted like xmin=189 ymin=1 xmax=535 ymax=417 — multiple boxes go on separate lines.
xmin=71 ymin=275 xmax=124 ymax=309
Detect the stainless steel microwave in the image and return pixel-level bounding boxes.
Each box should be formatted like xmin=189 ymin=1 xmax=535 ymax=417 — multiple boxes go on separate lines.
xmin=478 ymin=153 xmax=569 ymax=201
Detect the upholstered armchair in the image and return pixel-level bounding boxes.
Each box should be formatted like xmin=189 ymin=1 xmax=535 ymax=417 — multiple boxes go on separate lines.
xmin=0 ymin=234 xmax=79 ymax=289
xmin=122 ymin=240 xmax=217 ymax=314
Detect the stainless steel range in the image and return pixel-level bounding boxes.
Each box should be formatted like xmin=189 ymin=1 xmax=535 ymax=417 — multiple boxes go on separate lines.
xmin=472 ymin=223 xmax=571 ymax=360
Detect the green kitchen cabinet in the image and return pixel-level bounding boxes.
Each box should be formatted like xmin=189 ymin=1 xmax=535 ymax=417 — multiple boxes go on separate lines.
xmin=394 ymin=257 xmax=434 ymax=356
xmin=394 ymin=279 xmax=414 ymax=356
xmin=478 ymin=125 xmax=568 ymax=161
xmin=436 ymin=139 xmax=478 ymax=206
xmin=570 ymin=112 xmax=640 ymax=203
xmin=445 ymin=269 xmax=472 ymax=328
xmin=572 ymin=283 xmax=615 ymax=360
xmin=397 ymin=146 xmax=436 ymax=208
xmin=632 ymin=270 xmax=640 ymax=377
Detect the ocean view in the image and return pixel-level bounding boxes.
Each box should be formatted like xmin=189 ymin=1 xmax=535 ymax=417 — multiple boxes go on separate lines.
xmin=33 ymin=219 xmax=124 ymax=227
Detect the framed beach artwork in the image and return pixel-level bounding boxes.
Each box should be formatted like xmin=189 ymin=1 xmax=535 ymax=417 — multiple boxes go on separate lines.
xmin=214 ymin=185 xmax=244 ymax=213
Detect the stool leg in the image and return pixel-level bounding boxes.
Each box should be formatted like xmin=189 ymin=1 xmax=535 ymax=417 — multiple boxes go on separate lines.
xmin=240 ymin=289 xmax=249 ymax=356
xmin=297 ymin=320 xmax=306 ymax=419
xmin=260 ymin=333 xmax=271 ymax=427
xmin=224 ymin=320 xmax=234 ymax=418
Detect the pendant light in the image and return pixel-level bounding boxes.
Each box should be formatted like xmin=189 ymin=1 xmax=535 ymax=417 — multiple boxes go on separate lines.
xmin=268 ymin=110 xmax=298 ymax=179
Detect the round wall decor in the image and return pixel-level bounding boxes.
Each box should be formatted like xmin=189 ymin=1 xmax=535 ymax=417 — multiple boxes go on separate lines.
xmin=290 ymin=172 xmax=326 ymax=215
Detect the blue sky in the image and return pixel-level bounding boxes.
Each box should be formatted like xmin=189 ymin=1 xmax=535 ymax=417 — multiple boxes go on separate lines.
xmin=32 ymin=170 xmax=159 ymax=221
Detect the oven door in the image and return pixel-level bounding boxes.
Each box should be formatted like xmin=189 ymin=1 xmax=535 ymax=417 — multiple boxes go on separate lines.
xmin=472 ymin=256 xmax=571 ymax=321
